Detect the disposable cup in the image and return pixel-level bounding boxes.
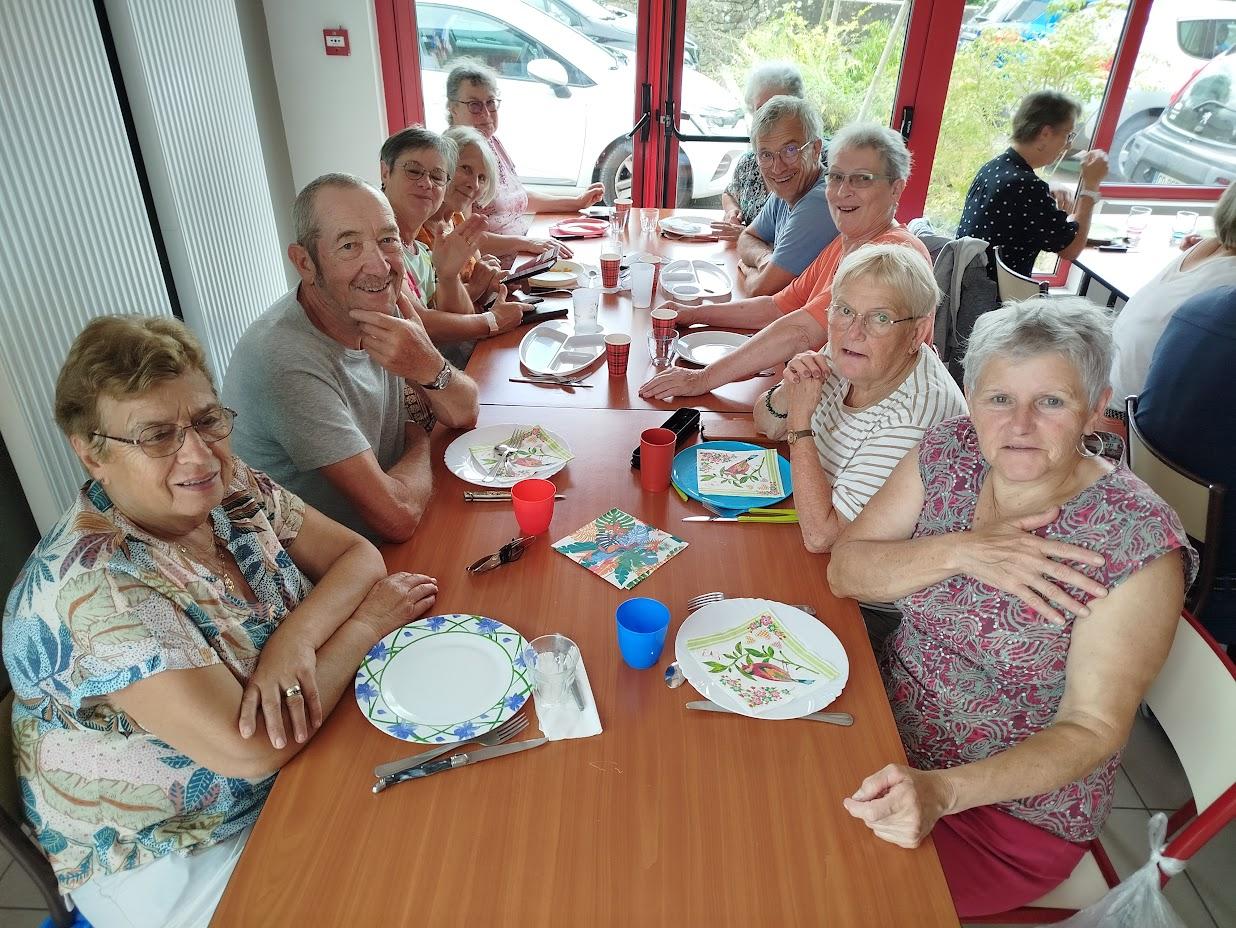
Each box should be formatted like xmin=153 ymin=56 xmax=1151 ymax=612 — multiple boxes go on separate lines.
xmin=605 ymin=333 xmax=631 ymax=376
xmin=615 ymin=598 xmax=670 ymax=669
xmin=631 ymin=262 xmax=656 ymax=308
xmin=512 ymin=478 xmax=556 ymax=535
xmin=572 ymin=287 xmax=602 ymax=333
xmin=639 ymin=427 xmax=676 ymax=492
xmin=600 ymin=252 xmax=622 ymax=289
xmin=650 ymin=307 xmax=678 ymax=337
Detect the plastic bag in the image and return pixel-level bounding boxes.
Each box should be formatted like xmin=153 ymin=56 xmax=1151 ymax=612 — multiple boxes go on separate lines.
xmin=1046 ymin=813 xmax=1187 ymax=928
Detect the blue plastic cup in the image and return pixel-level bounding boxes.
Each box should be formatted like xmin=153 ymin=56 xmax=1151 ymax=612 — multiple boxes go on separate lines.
xmin=615 ymin=597 xmax=671 ymax=670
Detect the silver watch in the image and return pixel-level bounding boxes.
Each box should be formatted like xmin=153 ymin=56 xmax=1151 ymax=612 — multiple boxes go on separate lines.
xmin=421 ymin=360 xmax=452 ymax=391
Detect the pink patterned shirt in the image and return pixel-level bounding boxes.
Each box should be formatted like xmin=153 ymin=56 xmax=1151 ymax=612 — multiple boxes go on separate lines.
xmin=882 ymin=416 xmax=1196 ymax=842
xmin=474 ymin=136 xmax=531 ymax=236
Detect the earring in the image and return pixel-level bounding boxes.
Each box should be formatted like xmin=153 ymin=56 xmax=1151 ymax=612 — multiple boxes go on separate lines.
xmin=1077 ymin=433 xmax=1101 ymax=458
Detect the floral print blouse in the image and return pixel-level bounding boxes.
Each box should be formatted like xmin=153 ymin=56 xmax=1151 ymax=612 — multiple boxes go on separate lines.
xmin=883 ymin=417 xmax=1196 ymax=842
xmin=474 ymin=136 xmax=532 ymax=236
xmin=2 ymin=461 xmax=310 ymax=891
xmin=724 ymin=151 xmax=769 ymax=224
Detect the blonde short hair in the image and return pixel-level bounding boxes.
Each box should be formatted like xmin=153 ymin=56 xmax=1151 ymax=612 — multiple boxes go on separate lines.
xmin=443 ymin=125 xmax=498 ymax=208
xmin=831 ymin=243 xmax=940 ymax=320
xmin=54 ymin=316 xmax=214 ymax=453
xmin=1213 ymin=180 xmax=1236 ymax=248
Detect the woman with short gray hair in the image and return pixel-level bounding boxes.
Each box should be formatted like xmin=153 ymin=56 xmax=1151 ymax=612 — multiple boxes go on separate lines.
xmin=958 ymin=89 xmax=1108 ymax=277
xmin=720 ymin=61 xmax=814 ymax=232
xmin=828 ymin=294 xmax=1195 ymax=918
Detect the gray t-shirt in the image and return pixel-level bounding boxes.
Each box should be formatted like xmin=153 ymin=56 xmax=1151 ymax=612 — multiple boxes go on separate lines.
xmin=222 ymin=287 xmax=408 ymax=539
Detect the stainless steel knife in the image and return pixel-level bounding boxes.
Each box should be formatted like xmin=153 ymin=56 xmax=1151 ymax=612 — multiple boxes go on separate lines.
xmin=686 ymin=700 xmax=852 ymax=726
xmin=372 ymin=737 xmax=548 ymax=793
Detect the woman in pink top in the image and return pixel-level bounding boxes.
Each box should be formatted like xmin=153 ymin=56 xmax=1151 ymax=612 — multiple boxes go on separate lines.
xmin=445 ymin=60 xmax=604 ymax=256
xmin=829 ymin=296 xmax=1196 ymax=917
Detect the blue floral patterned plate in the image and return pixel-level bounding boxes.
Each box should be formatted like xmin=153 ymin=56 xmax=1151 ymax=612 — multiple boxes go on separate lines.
xmin=354 ymin=614 xmax=531 ymax=742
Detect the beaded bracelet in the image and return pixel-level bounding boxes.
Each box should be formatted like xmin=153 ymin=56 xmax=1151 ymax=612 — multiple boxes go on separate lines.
xmin=763 ymin=386 xmax=787 ymax=420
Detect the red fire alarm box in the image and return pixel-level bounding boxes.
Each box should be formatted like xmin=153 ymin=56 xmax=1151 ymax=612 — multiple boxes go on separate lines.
xmin=323 ymin=28 xmax=350 ymax=57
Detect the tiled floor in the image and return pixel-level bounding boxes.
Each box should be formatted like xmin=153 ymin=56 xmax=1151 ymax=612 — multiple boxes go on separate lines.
xmin=0 ymin=713 xmax=1230 ymax=927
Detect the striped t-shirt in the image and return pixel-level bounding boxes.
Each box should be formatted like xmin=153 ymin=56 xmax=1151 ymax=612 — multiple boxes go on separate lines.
xmin=810 ymin=345 xmax=967 ymax=521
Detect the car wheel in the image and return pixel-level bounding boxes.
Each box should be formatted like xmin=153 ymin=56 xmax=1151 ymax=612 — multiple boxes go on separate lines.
xmin=1110 ymin=113 xmax=1159 ymax=181
xmin=598 ymin=142 xmax=695 ymax=205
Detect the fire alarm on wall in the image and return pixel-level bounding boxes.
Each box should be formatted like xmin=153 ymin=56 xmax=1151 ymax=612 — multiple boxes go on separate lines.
xmin=323 ymin=28 xmax=350 ymax=57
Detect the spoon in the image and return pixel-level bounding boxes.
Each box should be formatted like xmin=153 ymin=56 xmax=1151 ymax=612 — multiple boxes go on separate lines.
xmin=484 ymin=443 xmax=517 ymax=482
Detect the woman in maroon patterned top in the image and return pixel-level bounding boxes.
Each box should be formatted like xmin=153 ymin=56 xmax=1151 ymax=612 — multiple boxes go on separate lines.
xmin=828 ymin=296 xmax=1196 ymax=917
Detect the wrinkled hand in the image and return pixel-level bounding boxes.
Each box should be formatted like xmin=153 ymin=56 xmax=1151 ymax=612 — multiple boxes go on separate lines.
xmin=961 ymin=508 xmax=1108 ymax=624
xmin=843 ymin=765 xmax=955 ymax=849
xmin=724 ymin=206 xmax=743 ymax=225
xmin=1050 ymin=184 xmax=1075 ymax=213
xmin=1180 ymin=233 xmax=1203 ymax=251
xmin=435 ymin=214 xmax=487 ymax=279
xmin=575 ymin=183 xmax=606 ymax=209
xmin=351 ymin=292 xmax=443 ymax=384
xmin=353 ymin=572 xmax=439 ymax=641
xmin=781 ymin=376 xmax=824 ymax=424
xmin=240 ymin=631 xmax=322 ymax=749
xmin=710 ymin=219 xmax=745 ymax=241
xmin=655 ymin=300 xmax=699 ymax=326
xmin=1079 ymin=149 xmax=1109 ymax=188
xmin=783 ymin=350 xmax=831 ymax=385
xmin=639 ymin=365 xmax=710 ymax=400
xmin=489 ymin=285 xmax=524 ymax=334
xmin=464 ymin=260 xmax=501 ymax=303
xmin=522 ymin=237 xmax=572 ymax=259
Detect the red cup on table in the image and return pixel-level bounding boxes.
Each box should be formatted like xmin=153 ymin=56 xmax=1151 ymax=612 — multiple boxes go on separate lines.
xmin=639 ymin=428 xmax=676 ymax=492
xmin=512 ymin=479 xmax=557 ymax=535
xmin=614 ymin=198 xmax=632 ymax=227
xmin=600 ymin=252 xmax=622 ymax=289
xmin=604 ymin=333 xmax=632 ymax=376
xmin=647 ymin=255 xmax=665 ymax=295
xmin=650 ymin=307 xmax=678 ymax=337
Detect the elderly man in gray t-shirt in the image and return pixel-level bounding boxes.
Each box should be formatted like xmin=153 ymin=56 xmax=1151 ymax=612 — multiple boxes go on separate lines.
xmin=224 ymin=173 xmax=478 ymax=542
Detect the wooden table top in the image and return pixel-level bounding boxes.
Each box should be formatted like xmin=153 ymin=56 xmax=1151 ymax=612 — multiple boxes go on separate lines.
xmin=1074 ymin=211 xmax=1211 ymax=302
xmin=467 ymin=210 xmax=782 ymax=413
xmin=211 ymin=404 xmax=958 ymax=927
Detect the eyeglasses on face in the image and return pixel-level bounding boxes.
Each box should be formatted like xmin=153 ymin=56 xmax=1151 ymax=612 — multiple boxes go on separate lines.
xmin=825 ymin=171 xmax=894 ymax=189
xmin=92 ymin=407 xmax=238 ymax=458
xmin=755 ymin=139 xmax=815 ymax=166
xmin=398 ymin=162 xmax=451 ymax=188
xmin=828 ymin=304 xmax=922 ymax=337
xmin=455 ymin=98 xmax=500 ymax=115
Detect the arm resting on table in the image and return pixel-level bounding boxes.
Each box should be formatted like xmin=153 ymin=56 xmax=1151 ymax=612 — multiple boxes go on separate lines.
xmin=318 ymin=428 xmax=433 ymax=543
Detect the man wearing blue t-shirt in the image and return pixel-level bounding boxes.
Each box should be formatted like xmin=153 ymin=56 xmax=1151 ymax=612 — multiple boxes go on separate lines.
xmin=737 ymin=96 xmax=838 ymax=297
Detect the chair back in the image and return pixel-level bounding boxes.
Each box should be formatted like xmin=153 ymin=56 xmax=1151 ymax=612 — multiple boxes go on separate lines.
xmin=1126 ymin=394 xmax=1225 ymax=613
xmin=994 ymin=246 xmax=1048 ymax=302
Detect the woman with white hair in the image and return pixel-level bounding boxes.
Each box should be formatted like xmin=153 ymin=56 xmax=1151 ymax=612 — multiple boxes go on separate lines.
xmin=717 ymin=61 xmax=809 ymax=237
xmin=829 ymin=296 xmax=1195 ymax=918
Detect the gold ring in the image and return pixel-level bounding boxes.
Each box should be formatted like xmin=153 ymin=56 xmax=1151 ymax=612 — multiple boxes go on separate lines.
xmin=285 ymin=684 xmax=303 ymax=699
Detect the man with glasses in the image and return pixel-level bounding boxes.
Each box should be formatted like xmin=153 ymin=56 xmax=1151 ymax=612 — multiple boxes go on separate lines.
xmin=731 ymin=96 xmax=836 ymax=297
xmin=224 ymin=173 xmax=479 ymax=543
xmin=958 ymin=90 xmax=1108 ymax=278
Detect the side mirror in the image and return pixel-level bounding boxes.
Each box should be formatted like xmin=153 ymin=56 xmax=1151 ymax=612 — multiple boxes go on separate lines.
xmin=527 ymin=59 xmax=570 ymax=98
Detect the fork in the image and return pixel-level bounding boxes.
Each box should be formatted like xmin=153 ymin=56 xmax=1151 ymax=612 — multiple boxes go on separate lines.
xmin=372 ymin=711 xmax=530 ymax=784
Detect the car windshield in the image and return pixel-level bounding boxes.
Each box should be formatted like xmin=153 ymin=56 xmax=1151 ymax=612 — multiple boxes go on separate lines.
xmin=1166 ymin=49 xmax=1236 ymax=143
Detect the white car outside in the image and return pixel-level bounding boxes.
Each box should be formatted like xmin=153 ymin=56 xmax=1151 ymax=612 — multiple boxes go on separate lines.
xmin=415 ymin=0 xmax=747 ymax=202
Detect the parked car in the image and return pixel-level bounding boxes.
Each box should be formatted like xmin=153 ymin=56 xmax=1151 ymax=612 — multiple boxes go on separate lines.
xmin=521 ymin=0 xmax=701 ymax=67
xmin=416 ymin=0 xmax=745 ymax=203
xmin=1123 ymin=47 xmax=1236 ymax=187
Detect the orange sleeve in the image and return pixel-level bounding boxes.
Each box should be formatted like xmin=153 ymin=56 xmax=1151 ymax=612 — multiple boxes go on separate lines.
xmin=772 ymin=238 xmax=840 ymax=315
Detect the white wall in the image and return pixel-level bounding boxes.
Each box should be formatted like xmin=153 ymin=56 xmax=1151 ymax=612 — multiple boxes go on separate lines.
xmin=263 ymin=0 xmax=389 ymax=190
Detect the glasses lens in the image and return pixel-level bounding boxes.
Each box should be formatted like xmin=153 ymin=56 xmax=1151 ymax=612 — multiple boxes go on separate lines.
xmin=138 ymin=425 xmax=183 ymax=458
xmin=196 ymin=408 xmax=235 ymax=441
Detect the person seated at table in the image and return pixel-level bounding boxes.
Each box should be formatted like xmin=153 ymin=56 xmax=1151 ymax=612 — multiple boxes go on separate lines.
xmin=1137 ymin=284 xmax=1236 ymax=653
xmin=729 ymin=95 xmax=836 ymax=297
xmin=828 ymin=296 xmax=1195 ymax=918
xmin=2 ymin=315 xmax=440 ymax=927
xmin=1109 ymin=180 xmax=1236 ymax=403
xmin=641 ymin=122 xmax=929 ymax=401
xmin=753 ymin=244 xmax=966 ymax=565
xmin=715 ymin=61 xmax=811 ymax=235
xmin=958 ymin=90 xmax=1107 ymax=277
xmin=223 ymin=173 xmax=479 ymax=543
xmin=379 ymin=126 xmax=525 ymax=351
xmin=445 ymin=59 xmax=603 ymax=246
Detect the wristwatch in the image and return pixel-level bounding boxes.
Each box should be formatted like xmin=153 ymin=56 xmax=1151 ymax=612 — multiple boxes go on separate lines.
xmin=786 ymin=428 xmax=815 ymax=446
xmin=481 ymin=310 xmax=499 ymax=335
xmin=1078 ymin=188 xmax=1102 ymax=203
xmin=420 ymin=359 xmax=453 ymax=391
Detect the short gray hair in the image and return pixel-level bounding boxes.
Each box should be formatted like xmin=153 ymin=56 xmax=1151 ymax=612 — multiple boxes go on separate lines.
xmin=962 ymin=296 xmax=1114 ymax=408
xmin=828 ymin=122 xmax=912 ymax=181
xmin=380 ymin=126 xmax=458 ymax=178
xmin=446 ymin=59 xmax=499 ymax=109
xmin=443 ymin=125 xmax=498 ymax=208
xmin=832 ymin=242 xmax=940 ymax=321
xmin=293 ymin=172 xmax=374 ymax=263
xmin=1010 ymin=90 xmax=1081 ymax=144
xmin=745 ymin=61 xmax=804 ymax=112
xmin=1214 ymin=180 xmax=1236 ymax=247
xmin=750 ymin=95 xmax=823 ymax=150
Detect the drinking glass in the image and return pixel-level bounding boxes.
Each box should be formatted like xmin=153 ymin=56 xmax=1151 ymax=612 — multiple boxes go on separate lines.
xmin=524 ymin=635 xmax=581 ymax=711
xmin=647 ymin=331 xmax=678 ymax=369
xmin=1126 ymin=206 xmax=1152 ymax=247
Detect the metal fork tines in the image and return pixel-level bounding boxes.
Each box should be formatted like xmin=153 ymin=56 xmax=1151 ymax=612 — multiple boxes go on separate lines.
xmin=373 ymin=710 xmax=530 ymax=780
xmin=686 ymin=591 xmax=817 ymax=617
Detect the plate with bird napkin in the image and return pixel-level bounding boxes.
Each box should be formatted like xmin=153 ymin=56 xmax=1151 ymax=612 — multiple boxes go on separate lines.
xmin=676 ymin=598 xmax=848 ymax=719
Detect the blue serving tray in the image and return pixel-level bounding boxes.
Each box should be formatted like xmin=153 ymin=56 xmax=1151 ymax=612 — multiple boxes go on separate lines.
xmin=671 ymin=441 xmax=792 ymax=518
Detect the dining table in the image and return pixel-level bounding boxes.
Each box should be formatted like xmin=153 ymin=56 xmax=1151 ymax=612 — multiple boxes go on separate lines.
xmin=210 ymin=212 xmax=959 ymax=927
xmin=1073 ymin=210 xmax=1212 ymax=305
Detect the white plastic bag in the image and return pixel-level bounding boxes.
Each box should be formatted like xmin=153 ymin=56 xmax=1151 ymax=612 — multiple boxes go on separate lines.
xmin=1046 ymin=813 xmax=1187 ymax=928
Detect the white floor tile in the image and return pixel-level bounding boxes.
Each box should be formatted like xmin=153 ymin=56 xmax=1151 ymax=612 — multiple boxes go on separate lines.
xmin=0 ymin=862 xmax=47 ymax=911
xmin=1182 ymin=818 xmax=1236 ymax=928
xmin=1121 ymin=711 xmax=1193 ymax=811
xmin=1113 ymin=766 xmax=1144 ymax=809
xmin=0 ymin=908 xmax=51 ymax=928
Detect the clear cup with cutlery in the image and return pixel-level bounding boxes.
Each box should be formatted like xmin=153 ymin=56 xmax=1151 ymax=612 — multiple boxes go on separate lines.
xmin=525 ymin=634 xmax=584 ymax=712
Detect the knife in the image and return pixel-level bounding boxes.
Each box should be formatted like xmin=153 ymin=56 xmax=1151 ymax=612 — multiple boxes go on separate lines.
xmin=686 ymin=700 xmax=852 ymax=726
xmin=682 ymin=514 xmax=798 ymax=523
xmin=465 ymin=491 xmax=566 ymax=501
xmin=374 ymin=741 xmax=461 ymax=780
xmin=509 ymin=378 xmax=594 ymax=388
xmin=372 ymin=737 xmax=548 ymax=793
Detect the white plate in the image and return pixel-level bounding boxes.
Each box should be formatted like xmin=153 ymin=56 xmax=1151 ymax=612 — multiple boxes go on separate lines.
xmin=444 ymin=422 xmax=572 ymax=488
xmin=518 ymin=318 xmax=606 ymax=376
xmin=676 ymin=331 xmax=749 ymax=366
xmin=354 ymin=614 xmax=530 ymax=742
xmin=580 ymin=205 xmax=614 ymax=218
xmin=675 ymin=598 xmax=848 ymax=719
xmin=528 ymin=260 xmax=584 ymax=289
xmin=661 ymin=259 xmax=732 ymax=303
xmin=659 ymin=215 xmax=717 ymax=237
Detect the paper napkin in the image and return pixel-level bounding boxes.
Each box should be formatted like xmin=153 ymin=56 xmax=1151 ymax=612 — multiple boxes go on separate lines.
xmin=470 ymin=425 xmax=574 ymax=475
xmin=552 ymin=508 xmax=687 ymax=590
xmin=696 ymin=448 xmax=784 ymax=498
xmin=536 ymin=652 xmax=602 ymax=741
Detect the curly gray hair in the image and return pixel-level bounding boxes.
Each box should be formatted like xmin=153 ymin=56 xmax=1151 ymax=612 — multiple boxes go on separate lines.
xmin=744 ymin=61 xmax=804 ymax=113
xmin=750 ymin=95 xmax=824 ymax=151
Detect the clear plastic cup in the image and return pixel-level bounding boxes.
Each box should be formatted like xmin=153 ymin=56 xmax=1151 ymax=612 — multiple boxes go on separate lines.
xmin=524 ymin=635 xmax=581 ymax=710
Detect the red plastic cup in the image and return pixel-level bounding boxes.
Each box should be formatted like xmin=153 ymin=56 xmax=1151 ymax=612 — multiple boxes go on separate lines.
xmin=605 ymin=333 xmax=631 ymax=376
xmin=650 ymin=307 xmax=678 ymax=337
xmin=512 ymin=479 xmax=556 ymax=535
xmin=614 ymin=198 xmax=632 ymax=227
xmin=639 ymin=428 xmax=676 ymax=492
xmin=648 ymin=256 xmax=665 ymax=295
xmin=600 ymin=252 xmax=621 ymax=289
